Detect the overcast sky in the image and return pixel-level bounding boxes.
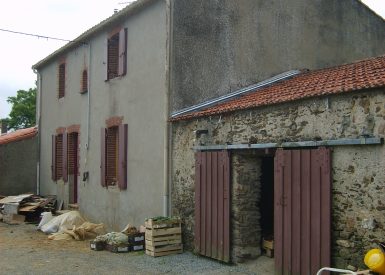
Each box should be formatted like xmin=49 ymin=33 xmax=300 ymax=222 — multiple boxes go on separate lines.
xmin=0 ymin=0 xmax=384 ymax=119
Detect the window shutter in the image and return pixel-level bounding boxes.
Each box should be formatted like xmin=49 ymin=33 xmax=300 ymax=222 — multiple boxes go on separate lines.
xmin=118 ymin=28 xmax=127 ymax=76
xmin=118 ymin=124 xmax=128 ymax=190
xmin=63 ymin=132 xmax=68 ymax=182
xmin=105 ymin=41 xmax=109 ymax=81
xmin=52 ymin=135 xmax=56 ymax=181
xmin=101 ymin=128 xmax=107 ymax=187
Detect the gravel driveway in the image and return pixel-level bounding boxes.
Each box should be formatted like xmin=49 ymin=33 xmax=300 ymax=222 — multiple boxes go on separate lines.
xmin=0 ymin=222 xmax=273 ymax=275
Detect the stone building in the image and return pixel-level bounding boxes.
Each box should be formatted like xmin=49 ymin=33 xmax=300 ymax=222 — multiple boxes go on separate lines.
xmin=171 ymin=55 xmax=385 ymax=272
xmin=32 ymin=0 xmax=385 ymax=235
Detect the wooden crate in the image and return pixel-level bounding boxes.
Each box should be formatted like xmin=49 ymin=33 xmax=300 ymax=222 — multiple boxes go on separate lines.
xmin=90 ymin=240 xmax=105 ymax=251
xmin=145 ymin=218 xmax=183 ymax=257
xmin=105 ymin=243 xmax=130 ymax=253
xmin=262 ymin=239 xmax=274 ymax=258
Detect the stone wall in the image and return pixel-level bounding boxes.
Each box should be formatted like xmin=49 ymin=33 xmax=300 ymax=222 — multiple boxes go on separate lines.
xmin=171 ymin=88 xmax=385 ymax=266
xmin=231 ymin=153 xmax=261 ymax=262
xmin=0 ymin=137 xmax=37 ymax=195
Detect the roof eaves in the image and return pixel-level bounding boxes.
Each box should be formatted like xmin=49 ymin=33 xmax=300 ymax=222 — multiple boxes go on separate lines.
xmin=0 ymin=126 xmax=38 ymax=145
xmin=32 ymin=0 xmax=159 ymax=70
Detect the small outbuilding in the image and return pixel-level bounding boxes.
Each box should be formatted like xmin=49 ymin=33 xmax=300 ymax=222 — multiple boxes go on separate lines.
xmin=171 ymin=55 xmax=385 ymax=273
xmin=0 ymin=126 xmax=38 ymax=195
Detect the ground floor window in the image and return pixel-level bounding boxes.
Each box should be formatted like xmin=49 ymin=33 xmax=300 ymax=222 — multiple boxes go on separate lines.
xmin=101 ymin=122 xmax=127 ymax=190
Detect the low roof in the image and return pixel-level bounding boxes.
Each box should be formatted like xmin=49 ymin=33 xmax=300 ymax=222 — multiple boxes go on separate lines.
xmin=32 ymin=0 xmax=157 ymax=70
xmin=172 ymin=55 xmax=385 ymax=121
xmin=0 ymin=126 xmax=38 ymax=145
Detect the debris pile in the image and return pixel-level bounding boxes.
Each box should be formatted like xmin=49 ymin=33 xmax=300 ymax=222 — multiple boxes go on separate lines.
xmin=0 ymin=194 xmax=56 ymax=224
xmin=38 ymin=210 xmax=106 ymax=241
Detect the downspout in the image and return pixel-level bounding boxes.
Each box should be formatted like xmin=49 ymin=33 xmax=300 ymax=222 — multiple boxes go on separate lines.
xmin=163 ymin=0 xmax=173 ymax=216
xmin=33 ymin=69 xmax=42 ymax=195
xmin=86 ymin=42 xmax=91 ymax=154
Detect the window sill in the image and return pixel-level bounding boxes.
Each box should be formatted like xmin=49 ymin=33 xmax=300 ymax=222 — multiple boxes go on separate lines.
xmin=107 ymin=184 xmax=120 ymax=192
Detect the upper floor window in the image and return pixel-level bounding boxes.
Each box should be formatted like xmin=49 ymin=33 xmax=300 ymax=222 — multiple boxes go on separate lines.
xmin=58 ymin=63 xmax=66 ymax=98
xmin=107 ymin=28 xmax=127 ymax=80
xmin=81 ymin=69 xmax=88 ymax=94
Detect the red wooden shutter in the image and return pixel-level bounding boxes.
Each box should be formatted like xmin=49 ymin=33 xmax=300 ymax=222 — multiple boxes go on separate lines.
xmin=52 ymin=135 xmax=56 ymax=181
xmin=105 ymin=41 xmax=109 ymax=81
xmin=118 ymin=28 xmax=127 ymax=76
xmin=101 ymin=128 xmax=107 ymax=187
xmin=118 ymin=124 xmax=128 ymax=190
xmin=63 ymin=132 xmax=68 ymax=182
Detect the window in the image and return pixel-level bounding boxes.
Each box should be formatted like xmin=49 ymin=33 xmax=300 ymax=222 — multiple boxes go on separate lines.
xmin=81 ymin=69 xmax=88 ymax=94
xmin=101 ymin=124 xmax=127 ymax=189
xmin=52 ymin=133 xmax=64 ymax=180
xmin=58 ymin=63 xmax=66 ymax=98
xmin=107 ymin=28 xmax=127 ymax=80
xmin=68 ymin=132 xmax=79 ymax=175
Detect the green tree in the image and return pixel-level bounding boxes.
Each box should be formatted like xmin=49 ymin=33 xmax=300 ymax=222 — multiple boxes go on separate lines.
xmin=4 ymin=88 xmax=36 ymax=130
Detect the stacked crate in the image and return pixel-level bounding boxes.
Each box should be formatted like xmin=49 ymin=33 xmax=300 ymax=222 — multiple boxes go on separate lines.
xmin=145 ymin=217 xmax=183 ymax=257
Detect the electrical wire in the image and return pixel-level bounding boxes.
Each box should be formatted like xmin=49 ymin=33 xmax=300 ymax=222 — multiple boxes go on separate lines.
xmin=0 ymin=28 xmax=86 ymax=44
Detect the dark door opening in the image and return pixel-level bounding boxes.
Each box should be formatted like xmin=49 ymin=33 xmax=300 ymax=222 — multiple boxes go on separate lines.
xmin=68 ymin=132 xmax=79 ymax=204
xmin=260 ymin=156 xmax=274 ymax=254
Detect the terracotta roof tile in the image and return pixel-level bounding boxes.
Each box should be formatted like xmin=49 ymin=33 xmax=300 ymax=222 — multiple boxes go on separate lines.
xmin=0 ymin=126 xmax=38 ymax=145
xmin=172 ymin=55 xmax=385 ymax=121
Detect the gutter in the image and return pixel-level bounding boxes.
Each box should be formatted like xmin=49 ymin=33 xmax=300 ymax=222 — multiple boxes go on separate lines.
xmin=171 ymin=70 xmax=301 ymax=118
xmin=193 ymin=137 xmax=384 ymax=151
xmin=33 ymin=69 xmax=42 ymax=195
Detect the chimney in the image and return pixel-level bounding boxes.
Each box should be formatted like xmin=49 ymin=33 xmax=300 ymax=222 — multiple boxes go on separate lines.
xmin=1 ymin=120 xmax=7 ymax=135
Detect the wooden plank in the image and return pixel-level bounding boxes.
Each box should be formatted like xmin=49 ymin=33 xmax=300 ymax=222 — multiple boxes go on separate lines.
xmin=320 ymin=148 xmax=331 ymax=269
xmin=217 ymin=151 xmax=224 ymax=261
xmin=212 ymin=152 xmax=218 ymax=260
xmin=206 ymin=152 xmax=212 ymax=258
xmin=145 ymin=227 xmax=181 ymax=237
xmin=201 ymin=152 xmax=207 ymax=256
xmin=195 ymin=152 xmax=202 ymax=253
xmin=146 ymin=234 xmax=181 ymax=242
xmin=301 ymin=150 xmax=311 ymax=275
xmin=145 ymin=219 xmax=181 ymax=229
xmin=145 ymin=238 xmax=181 ymax=247
xmin=223 ymin=151 xmax=230 ymax=263
xmin=292 ymin=150 xmax=301 ymax=275
xmin=310 ymin=149 xmax=322 ymax=275
xmin=146 ymin=249 xmax=183 ymax=257
xmin=274 ymin=149 xmax=284 ymax=275
xmin=283 ymin=150 xmax=292 ymax=275
xmin=146 ymin=244 xmax=182 ymax=253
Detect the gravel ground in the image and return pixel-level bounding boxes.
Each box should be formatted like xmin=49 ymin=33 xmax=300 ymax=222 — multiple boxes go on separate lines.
xmin=0 ymin=222 xmax=273 ymax=275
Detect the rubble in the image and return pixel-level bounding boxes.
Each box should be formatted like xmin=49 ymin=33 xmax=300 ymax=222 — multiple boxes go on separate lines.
xmin=0 ymin=194 xmax=56 ymax=224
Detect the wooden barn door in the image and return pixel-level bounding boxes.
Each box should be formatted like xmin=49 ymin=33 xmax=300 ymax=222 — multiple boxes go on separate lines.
xmin=194 ymin=151 xmax=230 ymax=262
xmin=274 ymin=148 xmax=331 ymax=275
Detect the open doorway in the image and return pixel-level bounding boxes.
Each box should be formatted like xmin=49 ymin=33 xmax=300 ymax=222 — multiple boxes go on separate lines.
xmin=260 ymin=156 xmax=274 ymax=256
xmin=68 ymin=132 xmax=79 ymax=204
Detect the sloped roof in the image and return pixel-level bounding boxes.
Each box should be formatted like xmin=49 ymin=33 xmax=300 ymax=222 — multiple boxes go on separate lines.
xmin=172 ymin=55 xmax=385 ymax=121
xmin=32 ymin=0 xmax=158 ymax=70
xmin=0 ymin=126 xmax=38 ymax=145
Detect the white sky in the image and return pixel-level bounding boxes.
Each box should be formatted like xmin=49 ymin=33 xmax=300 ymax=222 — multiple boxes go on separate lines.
xmin=0 ymin=0 xmax=384 ymax=119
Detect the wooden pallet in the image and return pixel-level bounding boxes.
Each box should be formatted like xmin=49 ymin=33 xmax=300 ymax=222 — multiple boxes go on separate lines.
xmin=145 ymin=218 xmax=183 ymax=257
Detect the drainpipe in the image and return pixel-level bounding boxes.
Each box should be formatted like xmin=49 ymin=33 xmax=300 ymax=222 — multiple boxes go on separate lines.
xmin=86 ymin=43 xmax=91 ymax=153
xmin=163 ymin=0 xmax=173 ymax=217
xmin=33 ymin=69 xmax=42 ymax=195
